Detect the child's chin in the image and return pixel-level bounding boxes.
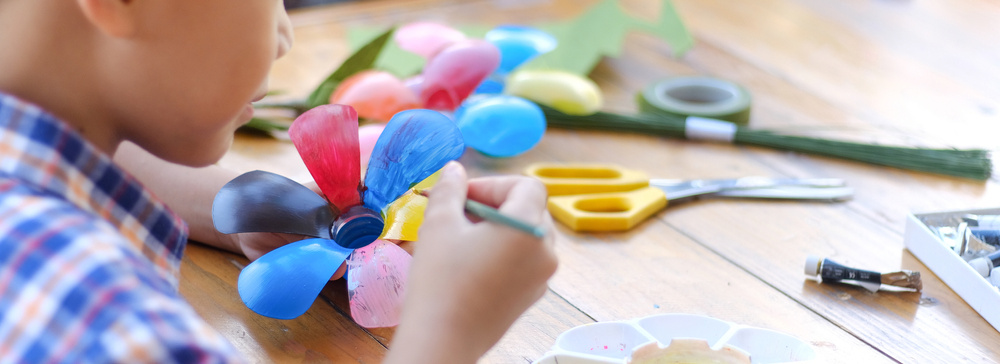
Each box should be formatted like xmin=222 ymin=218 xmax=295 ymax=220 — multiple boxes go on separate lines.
xmin=171 ymin=136 xmax=233 ymax=168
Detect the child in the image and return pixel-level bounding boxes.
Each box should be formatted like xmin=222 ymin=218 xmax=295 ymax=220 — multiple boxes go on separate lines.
xmin=0 ymin=1 xmax=557 ymax=363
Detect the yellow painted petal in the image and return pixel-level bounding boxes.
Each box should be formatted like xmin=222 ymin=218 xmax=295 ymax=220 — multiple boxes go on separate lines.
xmin=505 ymin=70 xmax=603 ymax=115
xmin=381 ymin=190 xmax=428 ymax=241
xmin=414 ymin=169 xmax=441 ymax=190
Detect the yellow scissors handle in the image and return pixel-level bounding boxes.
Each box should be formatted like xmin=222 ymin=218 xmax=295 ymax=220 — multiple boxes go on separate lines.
xmin=547 ymin=187 xmax=668 ymax=232
xmin=523 ymin=163 xmax=651 ymax=196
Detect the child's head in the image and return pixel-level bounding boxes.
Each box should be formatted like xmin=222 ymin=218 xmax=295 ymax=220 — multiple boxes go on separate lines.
xmin=0 ymin=0 xmax=293 ymax=166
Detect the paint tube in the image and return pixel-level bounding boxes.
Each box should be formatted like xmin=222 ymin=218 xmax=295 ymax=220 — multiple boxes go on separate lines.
xmin=804 ymin=256 xmax=922 ymax=292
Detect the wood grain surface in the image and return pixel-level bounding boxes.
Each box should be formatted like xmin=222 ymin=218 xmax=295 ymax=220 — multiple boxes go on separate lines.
xmin=179 ymin=0 xmax=1000 ymax=362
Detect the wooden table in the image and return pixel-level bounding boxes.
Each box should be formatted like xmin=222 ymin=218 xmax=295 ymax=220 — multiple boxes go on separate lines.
xmin=180 ymin=0 xmax=1000 ymax=362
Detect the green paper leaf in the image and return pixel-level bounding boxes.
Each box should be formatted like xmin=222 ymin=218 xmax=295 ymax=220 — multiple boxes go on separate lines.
xmin=343 ymin=0 xmax=691 ymax=78
xmin=639 ymin=0 xmax=695 ymax=58
xmin=523 ymin=0 xmax=693 ymax=75
xmin=348 ymin=29 xmax=425 ymax=79
xmin=240 ymin=117 xmax=291 ymax=134
xmin=306 ymin=27 xmax=397 ymax=108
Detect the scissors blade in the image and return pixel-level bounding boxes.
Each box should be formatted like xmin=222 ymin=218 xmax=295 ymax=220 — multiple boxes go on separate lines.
xmin=712 ymin=186 xmax=854 ymax=201
xmin=729 ymin=177 xmax=846 ymax=189
xmin=655 ymin=179 xmax=727 ymax=200
xmin=651 ymin=177 xmax=850 ymax=201
xmin=651 ymin=177 xmax=846 ymax=190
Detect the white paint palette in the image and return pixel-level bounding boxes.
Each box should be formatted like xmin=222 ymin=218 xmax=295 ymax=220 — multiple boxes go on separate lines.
xmin=532 ymin=313 xmax=815 ymax=363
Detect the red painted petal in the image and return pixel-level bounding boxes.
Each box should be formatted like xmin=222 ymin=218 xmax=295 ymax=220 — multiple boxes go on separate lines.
xmin=419 ymin=39 xmax=500 ymax=111
xmin=289 ymin=104 xmax=362 ymax=213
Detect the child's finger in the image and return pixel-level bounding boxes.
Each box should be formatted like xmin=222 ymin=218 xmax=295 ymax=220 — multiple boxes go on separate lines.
xmin=467 ymin=176 xmax=548 ymax=222
xmin=466 ymin=176 xmax=537 ymax=207
xmin=423 ymin=161 xmax=470 ymax=224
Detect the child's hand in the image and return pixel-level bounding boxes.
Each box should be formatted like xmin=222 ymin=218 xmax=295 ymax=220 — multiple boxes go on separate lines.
xmin=386 ymin=161 xmax=558 ymax=364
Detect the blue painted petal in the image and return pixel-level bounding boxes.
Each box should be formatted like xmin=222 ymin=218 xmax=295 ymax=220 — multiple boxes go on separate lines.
xmin=237 ymin=238 xmax=353 ymax=319
xmin=473 ymin=75 xmax=506 ymax=95
xmin=455 ymin=95 xmax=546 ymax=157
xmin=363 ymin=109 xmax=465 ymax=211
xmin=485 ymin=25 xmax=558 ymax=75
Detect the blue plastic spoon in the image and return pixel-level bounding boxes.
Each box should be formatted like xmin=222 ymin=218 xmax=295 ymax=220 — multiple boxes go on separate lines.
xmin=237 ymin=238 xmax=353 ymax=319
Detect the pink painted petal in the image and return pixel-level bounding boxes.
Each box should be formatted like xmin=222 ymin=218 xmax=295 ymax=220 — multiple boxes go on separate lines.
xmin=395 ymin=22 xmax=467 ymax=59
xmin=289 ymin=104 xmax=362 ymax=213
xmin=347 ymin=240 xmax=412 ymax=328
xmin=358 ymin=123 xmax=386 ymax=169
xmin=403 ymin=75 xmax=425 ymax=98
xmin=419 ymin=39 xmax=501 ymax=111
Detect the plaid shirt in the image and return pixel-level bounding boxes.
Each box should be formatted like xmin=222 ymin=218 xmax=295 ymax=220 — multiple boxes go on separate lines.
xmin=0 ymin=93 xmax=242 ymax=363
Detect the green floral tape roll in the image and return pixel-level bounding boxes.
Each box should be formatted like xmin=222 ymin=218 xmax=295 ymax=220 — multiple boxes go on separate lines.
xmin=637 ymin=76 xmax=752 ymax=125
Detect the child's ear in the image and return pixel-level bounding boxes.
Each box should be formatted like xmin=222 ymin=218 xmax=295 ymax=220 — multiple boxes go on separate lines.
xmin=75 ymin=0 xmax=137 ymax=37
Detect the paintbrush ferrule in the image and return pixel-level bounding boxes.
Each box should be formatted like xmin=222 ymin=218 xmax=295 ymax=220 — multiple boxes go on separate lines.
xmin=880 ymin=270 xmax=922 ymax=291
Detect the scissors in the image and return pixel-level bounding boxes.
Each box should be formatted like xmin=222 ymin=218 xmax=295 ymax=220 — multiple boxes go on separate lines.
xmin=523 ymin=163 xmax=854 ymax=232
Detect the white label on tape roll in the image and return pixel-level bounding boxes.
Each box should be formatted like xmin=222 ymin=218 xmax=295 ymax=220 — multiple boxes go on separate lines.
xmin=685 ymin=116 xmax=737 ymax=142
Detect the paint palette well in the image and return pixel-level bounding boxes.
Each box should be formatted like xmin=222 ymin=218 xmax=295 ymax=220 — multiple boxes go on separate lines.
xmin=532 ymin=313 xmax=815 ymax=363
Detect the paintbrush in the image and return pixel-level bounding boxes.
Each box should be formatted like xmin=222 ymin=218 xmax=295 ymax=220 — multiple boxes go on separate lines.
xmin=414 ymin=189 xmax=547 ymax=238
xmin=805 ymin=256 xmax=922 ymax=292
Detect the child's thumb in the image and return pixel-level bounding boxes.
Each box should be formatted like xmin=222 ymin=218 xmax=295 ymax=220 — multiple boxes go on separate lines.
xmin=424 ymin=161 xmax=468 ymax=221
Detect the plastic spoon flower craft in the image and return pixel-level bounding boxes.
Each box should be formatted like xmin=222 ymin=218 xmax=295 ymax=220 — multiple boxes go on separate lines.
xmin=212 ymin=104 xmax=464 ymax=328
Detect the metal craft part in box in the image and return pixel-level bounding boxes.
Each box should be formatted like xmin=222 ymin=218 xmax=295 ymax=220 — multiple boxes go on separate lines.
xmin=905 ymin=207 xmax=1000 ymax=333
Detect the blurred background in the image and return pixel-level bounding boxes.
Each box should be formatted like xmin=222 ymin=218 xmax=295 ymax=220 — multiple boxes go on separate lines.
xmin=284 ymin=0 xmax=353 ymax=9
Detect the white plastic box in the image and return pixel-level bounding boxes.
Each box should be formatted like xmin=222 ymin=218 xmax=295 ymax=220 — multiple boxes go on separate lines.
xmin=904 ymin=207 xmax=1000 ymax=333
